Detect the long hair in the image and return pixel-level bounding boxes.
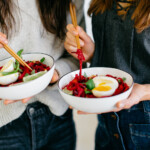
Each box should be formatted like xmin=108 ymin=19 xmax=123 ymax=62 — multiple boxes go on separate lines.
xmin=0 ymin=0 xmax=70 ymax=39
xmin=88 ymin=0 xmax=150 ymax=33
xmin=0 ymin=0 xmax=16 ymax=38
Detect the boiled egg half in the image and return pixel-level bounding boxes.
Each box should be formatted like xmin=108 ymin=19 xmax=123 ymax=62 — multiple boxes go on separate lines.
xmin=0 ymin=60 xmax=14 ymax=72
xmin=0 ymin=60 xmax=19 ymax=85
xmin=0 ymin=73 xmax=19 ymax=85
xmin=92 ymin=76 xmax=119 ymax=97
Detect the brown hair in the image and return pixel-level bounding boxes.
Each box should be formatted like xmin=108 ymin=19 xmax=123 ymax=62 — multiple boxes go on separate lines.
xmin=88 ymin=0 xmax=150 ymax=33
xmin=0 ymin=0 xmax=70 ymax=39
xmin=0 ymin=0 xmax=16 ymax=38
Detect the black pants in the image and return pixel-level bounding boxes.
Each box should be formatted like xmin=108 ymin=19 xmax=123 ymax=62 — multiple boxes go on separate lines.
xmin=0 ymin=102 xmax=76 ymax=150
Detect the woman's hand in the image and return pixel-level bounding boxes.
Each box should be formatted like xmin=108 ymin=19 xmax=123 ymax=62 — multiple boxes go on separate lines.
xmin=0 ymin=32 xmax=8 ymax=48
xmin=50 ymin=69 xmax=59 ymax=84
xmin=0 ymin=97 xmax=31 ymax=105
xmin=0 ymin=70 xmax=59 ymax=104
xmin=72 ymin=83 xmax=150 ymax=114
xmin=64 ymin=24 xmax=95 ymax=62
xmin=0 ymin=33 xmax=28 ymax=105
xmin=115 ymin=83 xmax=146 ymax=110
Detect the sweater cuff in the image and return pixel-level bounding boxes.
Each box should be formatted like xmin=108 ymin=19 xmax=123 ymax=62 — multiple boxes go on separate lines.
xmin=35 ymin=85 xmax=69 ymax=116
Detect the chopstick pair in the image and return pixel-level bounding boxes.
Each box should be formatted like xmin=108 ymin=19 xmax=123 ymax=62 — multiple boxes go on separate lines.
xmin=69 ymin=3 xmax=81 ymax=50
xmin=2 ymin=44 xmax=32 ymax=71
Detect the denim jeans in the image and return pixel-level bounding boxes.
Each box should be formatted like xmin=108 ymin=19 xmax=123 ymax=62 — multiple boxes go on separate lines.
xmin=0 ymin=102 xmax=76 ymax=150
xmin=95 ymin=101 xmax=150 ymax=150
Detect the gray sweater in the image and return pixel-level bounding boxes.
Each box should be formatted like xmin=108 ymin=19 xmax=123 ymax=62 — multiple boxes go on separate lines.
xmin=0 ymin=0 xmax=84 ymax=127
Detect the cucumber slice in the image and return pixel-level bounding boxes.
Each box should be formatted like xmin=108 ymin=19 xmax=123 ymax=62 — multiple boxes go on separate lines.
xmin=23 ymin=71 xmax=47 ymax=82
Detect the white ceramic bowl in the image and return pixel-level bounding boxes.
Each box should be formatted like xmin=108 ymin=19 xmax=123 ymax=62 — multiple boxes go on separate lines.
xmin=58 ymin=67 xmax=133 ymax=113
xmin=0 ymin=53 xmax=55 ymax=100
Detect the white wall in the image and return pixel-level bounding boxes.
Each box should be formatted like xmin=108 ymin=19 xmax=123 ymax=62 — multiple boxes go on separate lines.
xmin=74 ymin=111 xmax=98 ymax=150
xmin=84 ymin=0 xmax=94 ymax=41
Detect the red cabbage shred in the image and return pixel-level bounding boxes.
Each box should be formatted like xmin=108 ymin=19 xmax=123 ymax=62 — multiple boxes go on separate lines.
xmin=63 ymin=74 xmax=129 ymax=98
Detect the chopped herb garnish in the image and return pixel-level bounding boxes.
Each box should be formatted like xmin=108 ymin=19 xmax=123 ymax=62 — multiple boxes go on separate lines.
xmin=85 ymin=90 xmax=92 ymax=94
xmin=40 ymin=57 xmax=45 ymax=63
xmin=25 ymin=73 xmax=29 ymax=77
xmin=122 ymin=77 xmax=126 ymax=82
xmin=85 ymin=79 xmax=95 ymax=90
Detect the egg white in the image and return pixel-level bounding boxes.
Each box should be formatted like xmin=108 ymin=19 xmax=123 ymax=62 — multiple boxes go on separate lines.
xmin=0 ymin=73 xmax=19 ymax=85
xmin=92 ymin=76 xmax=119 ymax=97
xmin=0 ymin=60 xmax=14 ymax=73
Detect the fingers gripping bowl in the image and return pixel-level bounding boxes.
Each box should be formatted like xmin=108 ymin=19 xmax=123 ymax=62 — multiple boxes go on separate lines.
xmin=58 ymin=67 xmax=133 ymax=113
xmin=0 ymin=53 xmax=55 ymax=100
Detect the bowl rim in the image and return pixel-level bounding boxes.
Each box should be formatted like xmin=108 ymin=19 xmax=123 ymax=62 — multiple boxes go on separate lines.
xmin=58 ymin=67 xmax=134 ymax=100
xmin=0 ymin=52 xmax=55 ymax=89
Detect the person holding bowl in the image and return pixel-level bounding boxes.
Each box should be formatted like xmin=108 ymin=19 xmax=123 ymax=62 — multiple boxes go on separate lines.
xmin=0 ymin=0 xmax=84 ymax=149
xmin=65 ymin=0 xmax=150 ymax=149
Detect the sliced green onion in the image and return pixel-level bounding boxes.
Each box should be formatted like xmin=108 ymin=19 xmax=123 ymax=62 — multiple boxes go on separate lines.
xmin=14 ymin=49 xmax=24 ymax=71
xmin=1 ymin=70 xmax=18 ymax=76
xmin=17 ymin=49 xmax=23 ymax=57
xmin=18 ymin=68 xmax=23 ymax=72
xmin=13 ymin=62 xmax=16 ymax=69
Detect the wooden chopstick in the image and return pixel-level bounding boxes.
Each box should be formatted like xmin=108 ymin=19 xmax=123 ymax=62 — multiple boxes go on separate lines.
xmin=70 ymin=3 xmax=81 ymax=49
xmin=3 ymin=44 xmax=32 ymax=71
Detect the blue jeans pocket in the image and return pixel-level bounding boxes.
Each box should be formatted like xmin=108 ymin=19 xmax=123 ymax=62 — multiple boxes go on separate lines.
xmin=129 ymin=124 xmax=150 ymax=150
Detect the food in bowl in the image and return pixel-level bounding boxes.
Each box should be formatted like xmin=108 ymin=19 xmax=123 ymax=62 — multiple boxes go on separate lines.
xmin=62 ymin=73 xmax=129 ymax=98
xmin=58 ymin=67 xmax=134 ymax=113
xmin=0 ymin=52 xmax=55 ymax=100
xmin=58 ymin=67 xmax=133 ymax=113
xmin=0 ymin=50 xmax=50 ymax=86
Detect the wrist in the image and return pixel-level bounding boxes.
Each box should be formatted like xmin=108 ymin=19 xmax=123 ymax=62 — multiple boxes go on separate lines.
xmin=55 ymin=69 xmax=60 ymax=78
xmin=49 ymin=69 xmax=60 ymax=85
xmin=141 ymin=84 xmax=150 ymax=101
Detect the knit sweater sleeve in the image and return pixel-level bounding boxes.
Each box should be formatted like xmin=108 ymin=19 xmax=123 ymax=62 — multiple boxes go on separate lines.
xmin=34 ymin=52 xmax=79 ymax=116
xmin=34 ymin=0 xmax=84 ymax=116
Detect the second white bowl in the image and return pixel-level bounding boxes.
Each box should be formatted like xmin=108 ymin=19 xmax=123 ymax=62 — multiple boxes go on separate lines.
xmin=58 ymin=67 xmax=133 ymax=113
xmin=0 ymin=53 xmax=55 ymax=100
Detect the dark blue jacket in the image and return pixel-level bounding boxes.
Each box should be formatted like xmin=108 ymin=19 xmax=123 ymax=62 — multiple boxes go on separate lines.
xmin=91 ymin=6 xmax=150 ymax=84
xmin=92 ymin=2 xmax=150 ymax=150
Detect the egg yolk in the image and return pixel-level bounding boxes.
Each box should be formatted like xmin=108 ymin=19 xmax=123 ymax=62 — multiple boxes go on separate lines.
xmin=93 ymin=82 xmax=112 ymax=91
